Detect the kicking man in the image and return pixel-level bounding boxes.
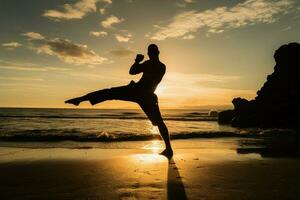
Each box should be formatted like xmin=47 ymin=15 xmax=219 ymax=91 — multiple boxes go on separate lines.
xmin=65 ymin=44 xmax=173 ymax=157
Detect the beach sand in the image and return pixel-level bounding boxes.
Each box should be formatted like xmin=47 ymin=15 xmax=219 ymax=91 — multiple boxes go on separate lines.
xmin=0 ymin=138 xmax=299 ymax=200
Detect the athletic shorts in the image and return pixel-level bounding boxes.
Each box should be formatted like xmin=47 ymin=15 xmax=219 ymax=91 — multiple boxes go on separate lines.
xmin=87 ymin=81 xmax=163 ymax=126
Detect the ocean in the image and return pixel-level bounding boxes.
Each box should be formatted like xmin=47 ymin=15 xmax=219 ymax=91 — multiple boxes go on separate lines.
xmin=0 ymin=108 xmax=292 ymax=148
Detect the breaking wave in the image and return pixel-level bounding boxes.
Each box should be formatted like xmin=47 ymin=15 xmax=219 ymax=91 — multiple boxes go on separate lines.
xmin=0 ymin=129 xmax=295 ymax=142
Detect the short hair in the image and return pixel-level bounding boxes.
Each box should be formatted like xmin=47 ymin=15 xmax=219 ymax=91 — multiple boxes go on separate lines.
xmin=148 ymin=44 xmax=159 ymax=55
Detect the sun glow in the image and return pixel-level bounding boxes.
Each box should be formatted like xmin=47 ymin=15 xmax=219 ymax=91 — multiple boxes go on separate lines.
xmin=149 ymin=125 xmax=159 ymax=135
xmin=143 ymin=140 xmax=164 ymax=153
xmin=154 ymin=84 xmax=166 ymax=96
xmin=131 ymin=153 xmax=165 ymax=163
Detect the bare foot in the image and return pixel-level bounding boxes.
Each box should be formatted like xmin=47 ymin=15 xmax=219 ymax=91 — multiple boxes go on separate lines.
xmin=160 ymin=148 xmax=173 ymax=159
xmin=65 ymin=98 xmax=81 ymax=106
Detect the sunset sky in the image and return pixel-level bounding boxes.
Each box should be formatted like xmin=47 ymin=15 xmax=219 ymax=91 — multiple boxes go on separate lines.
xmin=0 ymin=0 xmax=299 ymax=109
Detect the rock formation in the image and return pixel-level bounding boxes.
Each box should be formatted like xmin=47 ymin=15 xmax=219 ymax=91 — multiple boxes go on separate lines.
xmin=218 ymin=42 xmax=300 ymax=128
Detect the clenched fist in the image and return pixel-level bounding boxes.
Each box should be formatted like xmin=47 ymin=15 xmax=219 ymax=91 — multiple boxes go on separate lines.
xmin=135 ymin=54 xmax=144 ymax=63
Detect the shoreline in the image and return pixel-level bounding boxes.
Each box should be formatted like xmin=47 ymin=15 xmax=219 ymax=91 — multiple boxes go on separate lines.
xmin=1 ymin=138 xmax=299 ymax=199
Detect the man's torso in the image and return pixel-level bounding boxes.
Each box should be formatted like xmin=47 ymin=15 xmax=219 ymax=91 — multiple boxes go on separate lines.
xmin=135 ymin=60 xmax=166 ymax=92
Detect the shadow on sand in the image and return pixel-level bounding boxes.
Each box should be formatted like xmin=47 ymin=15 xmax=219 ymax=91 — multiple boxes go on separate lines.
xmin=167 ymin=158 xmax=188 ymax=200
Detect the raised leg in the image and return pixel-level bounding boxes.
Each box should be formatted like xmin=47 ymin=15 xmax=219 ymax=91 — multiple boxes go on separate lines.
xmin=65 ymin=84 xmax=135 ymax=106
xmin=65 ymin=88 xmax=111 ymax=106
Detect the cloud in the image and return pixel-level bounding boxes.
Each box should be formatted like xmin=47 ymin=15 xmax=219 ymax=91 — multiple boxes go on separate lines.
xmin=21 ymin=32 xmax=45 ymax=40
xmin=156 ymin=72 xmax=241 ymax=97
xmin=89 ymin=31 xmax=108 ymax=37
xmin=109 ymin=49 xmax=134 ymax=56
xmin=0 ymin=65 xmax=47 ymax=72
xmin=0 ymin=76 xmax=44 ymax=81
xmin=115 ymin=33 xmax=132 ymax=42
xmin=176 ymin=3 xmax=186 ymax=8
xmin=176 ymin=0 xmax=194 ymax=8
xmin=182 ymin=34 xmax=195 ymax=40
xmin=281 ymin=26 xmax=291 ymax=31
xmin=99 ymin=8 xmax=106 ymax=15
xmin=154 ymin=72 xmax=254 ymax=108
xmin=99 ymin=0 xmax=112 ymax=15
xmin=102 ymin=0 xmax=112 ymax=3
xmin=165 ymin=72 xmax=240 ymax=85
xmin=151 ymin=0 xmax=294 ymax=40
xmin=2 ymin=42 xmax=22 ymax=49
xmin=43 ymin=0 xmax=112 ymax=20
xmin=66 ymin=71 xmax=123 ymax=82
xmin=101 ymin=15 xmax=124 ymax=28
xmin=22 ymin=32 xmax=107 ymax=65
xmin=0 ymin=60 xmax=70 ymax=72
xmin=36 ymin=38 xmax=107 ymax=65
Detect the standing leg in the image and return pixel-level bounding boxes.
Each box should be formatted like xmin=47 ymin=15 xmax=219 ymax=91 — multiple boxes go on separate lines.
xmin=156 ymin=120 xmax=173 ymax=157
xmin=139 ymin=96 xmax=173 ymax=157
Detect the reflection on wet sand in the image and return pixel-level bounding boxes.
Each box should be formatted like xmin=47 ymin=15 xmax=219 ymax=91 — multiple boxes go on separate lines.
xmin=237 ymin=136 xmax=300 ymax=158
xmin=1 ymin=138 xmax=299 ymax=199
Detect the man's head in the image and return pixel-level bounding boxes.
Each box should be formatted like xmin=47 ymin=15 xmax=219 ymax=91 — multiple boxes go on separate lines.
xmin=148 ymin=44 xmax=159 ymax=59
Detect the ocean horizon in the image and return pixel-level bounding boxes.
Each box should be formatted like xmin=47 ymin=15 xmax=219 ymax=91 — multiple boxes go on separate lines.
xmin=0 ymin=107 xmax=294 ymax=148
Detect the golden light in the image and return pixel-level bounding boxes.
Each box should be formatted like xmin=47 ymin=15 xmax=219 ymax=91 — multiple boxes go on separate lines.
xmin=149 ymin=125 xmax=159 ymax=135
xmin=131 ymin=153 xmax=166 ymax=163
xmin=154 ymin=84 xmax=166 ymax=96
xmin=143 ymin=140 xmax=164 ymax=154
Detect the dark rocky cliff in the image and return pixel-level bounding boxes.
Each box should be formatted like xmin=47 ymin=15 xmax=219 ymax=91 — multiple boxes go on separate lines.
xmin=218 ymin=43 xmax=300 ymax=128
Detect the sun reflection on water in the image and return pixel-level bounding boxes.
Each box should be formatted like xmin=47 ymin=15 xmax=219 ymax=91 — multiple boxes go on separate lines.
xmin=130 ymin=123 xmax=164 ymax=162
xmin=148 ymin=123 xmax=159 ymax=135
xmin=143 ymin=140 xmax=164 ymax=154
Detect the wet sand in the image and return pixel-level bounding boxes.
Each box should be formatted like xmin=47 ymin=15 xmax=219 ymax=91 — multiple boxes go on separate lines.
xmin=0 ymin=139 xmax=299 ymax=200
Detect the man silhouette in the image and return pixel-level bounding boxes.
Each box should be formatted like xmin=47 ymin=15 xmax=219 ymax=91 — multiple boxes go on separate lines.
xmin=65 ymin=44 xmax=173 ymax=157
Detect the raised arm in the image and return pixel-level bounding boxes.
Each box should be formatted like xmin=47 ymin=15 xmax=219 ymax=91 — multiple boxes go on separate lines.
xmin=129 ymin=54 xmax=144 ymax=75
